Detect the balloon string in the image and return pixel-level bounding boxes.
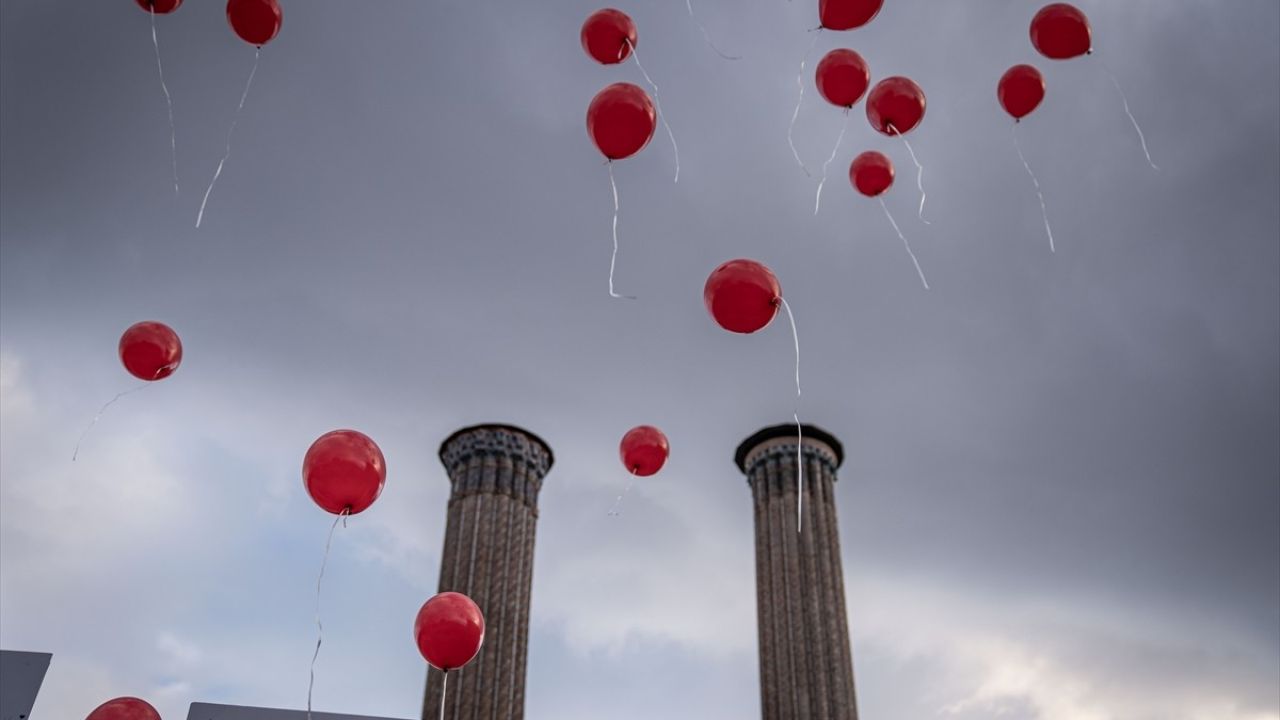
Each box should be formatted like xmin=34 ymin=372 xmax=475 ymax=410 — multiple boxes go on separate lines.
xmin=625 ymin=40 xmax=680 ymax=183
xmin=814 ymin=109 xmax=850 ymax=215
xmin=1012 ymin=123 xmax=1055 ymax=253
xmin=787 ymin=32 xmax=821 ymax=178
xmin=197 ymin=48 xmax=260 ymax=228
xmin=607 ymin=468 xmax=638 ymax=516
xmin=438 ymin=670 xmax=449 ymax=720
xmin=606 ymin=163 xmax=636 ymax=300
xmin=71 ymin=383 xmax=150 ymax=462
xmin=889 ymin=123 xmax=930 ymax=225
xmin=879 ymin=197 xmax=929 ymax=290
xmin=1097 ymin=56 xmax=1160 ymax=172
xmin=779 ymin=297 xmax=801 ymax=399
xmin=307 ymin=508 xmax=346 ymax=720
xmin=149 ymin=6 xmax=179 ymax=196
xmin=778 ymin=297 xmax=802 ymax=533
xmin=685 ymin=0 xmax=740 ymax=60
xmin=795 ymin=412 xmax=804 ymax=534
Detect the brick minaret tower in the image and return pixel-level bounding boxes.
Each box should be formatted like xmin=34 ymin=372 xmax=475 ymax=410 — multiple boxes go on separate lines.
xmin=423 ymin=424 xmax=553 ymax=720
xmin=736 ymin=424 xmax=857 ymax=720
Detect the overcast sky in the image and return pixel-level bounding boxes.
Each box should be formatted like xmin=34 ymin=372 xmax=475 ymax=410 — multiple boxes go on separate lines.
xmin=1 ymin=1 xmax=1277 ymax=719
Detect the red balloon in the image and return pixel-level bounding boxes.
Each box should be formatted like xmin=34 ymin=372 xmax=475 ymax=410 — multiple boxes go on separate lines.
xmin=581 ymin=9 xmax=637 ymax=65
xmin=226 ymin=0 xmax=282 ymax=47
xmin=119 ymin=321 xmax=182 ymax=381
xmin=134 ymin=0 xmax=182 ymax=13
xmin=619 ymin=425 xmax=669 ymax=476
xmin=866 ymin=76 xmax=926 ymax=136
xmin=86 ymin=697 xmax=160 ymax=720
xmin=302 ymin=429 xmax=386 ymax=515
xmin=415 ymin=591 xmax=485 ymax=671
xmin=850 ymin=151 xmax=894 ymax=197
xmin=998 ymin=64 xmax=1046 ymax=120
xmin=704 ymin=259 xmax=781 ymax=334
xmin=819 ymin=0 xmax=884 ymax=30
xmin=815 ymin=49 xmax=870 ymax=108
xmin=586 ymin=83 xmax=657 ymax=161
xmin=1030 ymin=3 xmax=1091 ymax=60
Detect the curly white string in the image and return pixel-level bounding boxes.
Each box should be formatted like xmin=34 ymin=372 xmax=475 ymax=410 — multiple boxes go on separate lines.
xmin=307 ymin=509 xmax=346 ymax=720
xmin=889 ymin=122 xmax=930 ymax=225
xmin=626 ymin=40 xmax=679 ymax=183
xmin=879 ymin=197 xmax=930 ymax=289
xmin=197 ymin=49 xmax=260 ymax=228
xmin=795 ymin=412 xmax=804 ymax=533
xmin=686 ymin=0 xmax=740 ymax=60
xmin=1012 ymin=122 xmax=1056 ymax=253
xmin=607 ymin=468 xmax=639 ymax=516
xmin=1098 ymin=56 xmax=1160 ymax=172
xmin=607 ymin=163 xmax=636 ymax=300
xmin=149 ymin=6 xmax=179 ymax=195
xmin=71 ymin=383 xmax=150 ymax=462
xmin=787 ymin=32 xmax=821 ymax=177
xmin=814 ymin=109 xmax=850 ymax=215
xmin=779 ymin=297 xmax=803 ymax=534
xmin=438 ymin=670 xmax=449 ymax=720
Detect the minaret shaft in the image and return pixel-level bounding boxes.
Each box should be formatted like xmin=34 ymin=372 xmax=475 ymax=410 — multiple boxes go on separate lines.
xmin=738 ymin=426 xmax=857 ymax=720
xmin=423 ymin=425 xmax=552 ymax=720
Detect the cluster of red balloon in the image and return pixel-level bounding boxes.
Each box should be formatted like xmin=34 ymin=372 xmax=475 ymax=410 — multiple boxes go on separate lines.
xmin=79 ymin=322 xmax=488 ymax=719
xmin=786 ymin=0 xmax=933 ymax=285
xmin=581 ymin=9 xmax=661 ymax=299
xmin=994 ymin=3 xmax=1100 ymax=254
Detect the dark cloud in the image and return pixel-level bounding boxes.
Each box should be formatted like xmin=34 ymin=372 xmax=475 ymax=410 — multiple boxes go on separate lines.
xmin=2 ymin=1 xmax=1276 ymax=718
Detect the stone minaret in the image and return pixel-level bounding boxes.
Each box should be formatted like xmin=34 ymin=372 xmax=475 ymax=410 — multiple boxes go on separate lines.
xmin=423 ymin=424 xmax=553 ymax=720
xmin=736 ymin=424 xmax=857 ymax=720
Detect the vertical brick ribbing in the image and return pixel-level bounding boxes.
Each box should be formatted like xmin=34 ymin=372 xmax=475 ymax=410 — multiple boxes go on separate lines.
xmin=741 ymin=428 xmax=857 ymax=720
xmin=423 ymin=426 xmax=552 ymax=720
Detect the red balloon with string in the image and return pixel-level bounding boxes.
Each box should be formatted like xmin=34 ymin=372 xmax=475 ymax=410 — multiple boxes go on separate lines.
xmin=620 ymin=425 xmax=669 ymax=476
xmin=587 ymin=83 xmax=657 ymax=160
xmin=303 ymin=430 xmax=386 ymax=516
xmin=86 ymin=697 xmax=160 ymax=720
xmin=135 ymin=0 xmax=182 ymax=13
xmin=998 ymin=65 xmax=1046 ymax=121
xmin=704 ymin=259 xmax=781 ymax=334
xmin=119 ymin=321 xmax=182 ymax=381
xmin=815 ymin=49 xmax=870 ymax=108
xmin=415 ymin=591 xmax=485 ymax=671
xmin=866 ymin=76 xmax=926 ymax=135
xmin=581 ymin=9 xmax=637 ymax=65
xmin=1030 ymin=3 xmax=1091 ymax=60
xmin=850 ymin=151 xmax=894 ymax=197
xmin=227 ymin=0 xmax=282 ymax=47
xmin=819 ymin=0 xmax=884 ymax=30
